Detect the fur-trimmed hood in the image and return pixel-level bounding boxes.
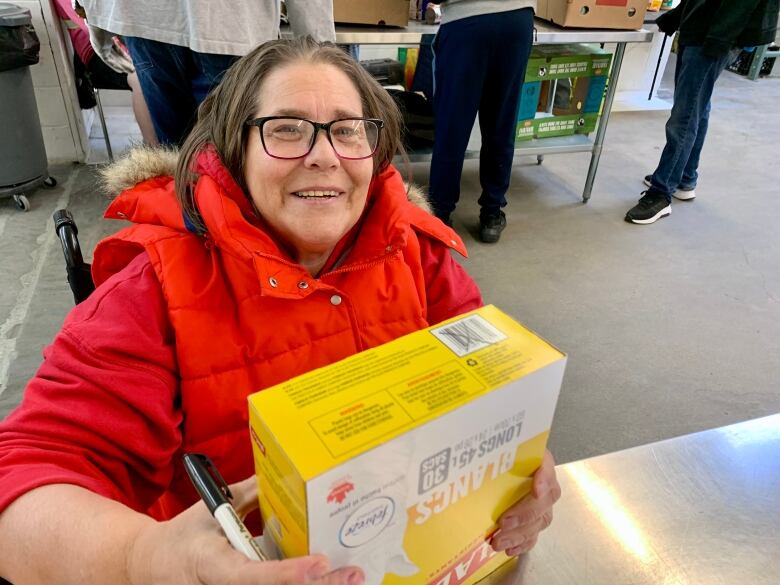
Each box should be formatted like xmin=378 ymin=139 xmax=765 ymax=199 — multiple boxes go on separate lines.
xmin=96 ymin=145 xmax=468 ymax=286
xmin=99 ymin=146 xmax=432 ymax=213
xmin=99 ymin=145 xmax=179 ymax=197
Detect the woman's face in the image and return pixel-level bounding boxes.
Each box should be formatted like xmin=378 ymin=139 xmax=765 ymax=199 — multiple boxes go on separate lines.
xmin=245 ymin=62 xmax=374 ymax=269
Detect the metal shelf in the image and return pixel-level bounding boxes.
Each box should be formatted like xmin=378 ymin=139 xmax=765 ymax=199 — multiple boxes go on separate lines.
xmin=513 ymin=134 xmax=595 ymax=156
xmin=283 ymin=19 xmax=654 ymax=45
xmin=400 ymin=134 xmax=594 ymax=163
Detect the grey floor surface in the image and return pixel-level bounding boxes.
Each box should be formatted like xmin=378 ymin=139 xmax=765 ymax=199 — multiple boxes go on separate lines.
xmin=1 ymin=65 xmax=778 ymax=465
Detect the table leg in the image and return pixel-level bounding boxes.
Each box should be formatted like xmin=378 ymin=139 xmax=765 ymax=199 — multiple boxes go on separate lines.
xmin=583 ymin=41 xmax=626 ymax=203
xmin=747 ymin=44 xmax=769 ymax=81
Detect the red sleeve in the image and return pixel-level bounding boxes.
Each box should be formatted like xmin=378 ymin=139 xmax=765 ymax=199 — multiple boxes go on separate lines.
xmin=418 ymin=234 xmax=484 ymax=325
xmin=0 ymin=253 xmax=180 ymax=515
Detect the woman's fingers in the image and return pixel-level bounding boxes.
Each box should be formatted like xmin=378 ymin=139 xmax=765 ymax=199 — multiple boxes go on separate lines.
xmin=499 ymin=485 xmax=558 ymax=529
xmin=491 ymin=450 xmax=560 ymax=555
xmin=491 ymin=508 xmax=551 ymax=555
xmin=532 ymin=450 xmax=560 ymax=500
xmin=228 ymin=476 xmax=261 ymax=517
xmin=199 ymin=555 xmax=364 ymax=585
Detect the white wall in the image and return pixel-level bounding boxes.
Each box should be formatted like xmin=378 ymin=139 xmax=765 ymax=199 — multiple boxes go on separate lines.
xmin=16 ymin=0 xmax=88 ymax=163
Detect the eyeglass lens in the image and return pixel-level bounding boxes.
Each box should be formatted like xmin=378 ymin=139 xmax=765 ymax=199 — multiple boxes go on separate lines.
xmin=262 ymin=118 xmax=379 ymax=159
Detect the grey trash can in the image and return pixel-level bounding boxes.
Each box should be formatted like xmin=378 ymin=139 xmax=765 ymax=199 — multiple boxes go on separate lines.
xmin=0 ymin=2 xmax=56 ymax=211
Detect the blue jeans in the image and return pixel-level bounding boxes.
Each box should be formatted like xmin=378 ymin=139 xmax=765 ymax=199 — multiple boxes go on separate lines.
xmin=123 ymin=37 xmax=238 ymax=145
xmin=649 ymin=45 xmax=736 ymax=201
xmin=428 ymin=8 xmax=534 ymax=220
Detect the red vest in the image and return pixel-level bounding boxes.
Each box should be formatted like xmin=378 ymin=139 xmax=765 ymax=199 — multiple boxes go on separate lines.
xmin=92 ymin=151 xmax=466 ymax=519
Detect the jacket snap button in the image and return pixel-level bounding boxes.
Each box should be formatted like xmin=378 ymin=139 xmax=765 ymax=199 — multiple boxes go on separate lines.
xmin=269 ymin=277 xmax=278 ymax=288
xmin=330 ymin=295 xmax=342 ymax=306
xmin=298 ymin=281 xmax=309 ymax=289
xmin=385 ymin=245 xmax=393 ymax=253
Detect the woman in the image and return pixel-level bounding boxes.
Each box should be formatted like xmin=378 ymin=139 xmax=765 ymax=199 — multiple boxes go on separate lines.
xmin=0 ymin=38 xmax=559 ymax=585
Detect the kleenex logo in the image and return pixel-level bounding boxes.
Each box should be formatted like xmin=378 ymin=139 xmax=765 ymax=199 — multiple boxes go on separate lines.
xmin=339 ymin=497 xmax=395 ymax=548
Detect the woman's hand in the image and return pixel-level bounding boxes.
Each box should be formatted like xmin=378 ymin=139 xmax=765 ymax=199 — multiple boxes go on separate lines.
xmin=490 ymin=449 xmax=561 ymax=557
xmin=129 ymin=476 xmax=365 ymax=585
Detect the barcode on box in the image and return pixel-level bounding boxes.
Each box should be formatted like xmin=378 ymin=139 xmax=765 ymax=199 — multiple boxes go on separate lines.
xmin=430 ymin=315 xmax=507 ymax=357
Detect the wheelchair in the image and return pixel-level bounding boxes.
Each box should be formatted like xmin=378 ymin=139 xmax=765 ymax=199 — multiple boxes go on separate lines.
xmin=52 ymin=209 xmax=96 ymax=304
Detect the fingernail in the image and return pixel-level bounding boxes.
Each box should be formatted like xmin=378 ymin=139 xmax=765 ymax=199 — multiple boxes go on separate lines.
xmin=307 ymin=562 xmax=329 ymax=581
xmin=536 ymin=480 xmax=549 ymax=496
xmin=347 ymin=570 xmax=364 ymax=585
xmin=501 ymin=517 xmax=519 ymax=530
xmin=492 ymin=538 xmax=507 ymax=552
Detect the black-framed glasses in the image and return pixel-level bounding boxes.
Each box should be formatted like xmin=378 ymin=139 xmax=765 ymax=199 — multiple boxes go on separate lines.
xmin=245 ymin=116 xmax=384 ymax=160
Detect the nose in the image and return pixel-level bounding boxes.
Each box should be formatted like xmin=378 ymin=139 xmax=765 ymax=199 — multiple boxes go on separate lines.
xmin=304 ymin=129 xmax=340 ymax=169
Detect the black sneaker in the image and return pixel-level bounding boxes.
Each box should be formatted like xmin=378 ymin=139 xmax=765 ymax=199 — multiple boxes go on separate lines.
xmin=625 ymin=191 xmax=671 ymax=224
xmin=479 ymin=211 xmax=507 ymax=243
xmin=644 ymin=174 xmax=696 ymax=201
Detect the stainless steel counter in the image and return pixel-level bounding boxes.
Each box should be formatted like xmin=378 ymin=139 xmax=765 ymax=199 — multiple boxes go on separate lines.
xmin=482 ymin=414 xmax=780 ymax=585
xmin=329 ymin=20 xmax=653 ymax=45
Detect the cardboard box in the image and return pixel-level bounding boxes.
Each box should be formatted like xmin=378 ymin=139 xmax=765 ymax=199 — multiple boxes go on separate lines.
xmin=515 ymin=113 xmax=587 ymax=142
xmin=333 ymin=0 xmax=409 ymax=27
xmin=576 ymin=113 xmax=599 ymax=135
xmin=516 ymin=81 xmax=542 ymax=121
xmin=527 ymin=44 xmax=613 ymax=80
xmin=536 ymin=0 xmax=647 ymax=30
xmin=583 ymin=75 xmax=608 ymax=113
xmin=524 ymin=54 xmax=550 ymax=82
xmin=551 ymin=77 xmax=591 ymax=116
xmin=248 ymin=305 xmax=566 ymax=585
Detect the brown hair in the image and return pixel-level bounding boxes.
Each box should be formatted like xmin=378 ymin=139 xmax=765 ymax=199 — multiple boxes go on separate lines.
xmin=175 ymin=37 xmax=406 ymax=232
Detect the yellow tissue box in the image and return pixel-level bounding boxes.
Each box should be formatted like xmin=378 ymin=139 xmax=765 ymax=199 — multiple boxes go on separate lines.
xmin=248 ymin=305 xmax=566 ymax=585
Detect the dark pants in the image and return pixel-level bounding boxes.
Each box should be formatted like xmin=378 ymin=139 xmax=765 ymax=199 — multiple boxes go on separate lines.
xmin=87 ymin=55 xmax=130 ymax=90
xmin=649 ymin=45 xmax=737 ymax=201
xmin=428 ymin=8 xmax=534 ymax=220
xmin=123 ymin=37 xmax=238 ymax=146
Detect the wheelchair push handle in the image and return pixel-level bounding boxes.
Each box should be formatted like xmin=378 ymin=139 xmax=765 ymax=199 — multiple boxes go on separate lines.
xmin=52 ymin=209 xmax=96 ymax=304
xmin=53 ymin=209 xmax=85 ymax=270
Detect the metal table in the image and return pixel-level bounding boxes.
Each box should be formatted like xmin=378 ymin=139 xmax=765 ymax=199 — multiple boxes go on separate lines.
xmin=323 ymin=20 xmax=653 ymax=202
xmin=747 ymin=44 xmax=780 ymax=80
xmin=480 ymin=413 xmax=780 ymax=585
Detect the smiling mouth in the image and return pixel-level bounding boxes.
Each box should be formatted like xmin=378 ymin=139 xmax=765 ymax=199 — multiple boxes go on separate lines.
xmin=293 ymin=190 xmax=341 ymax=199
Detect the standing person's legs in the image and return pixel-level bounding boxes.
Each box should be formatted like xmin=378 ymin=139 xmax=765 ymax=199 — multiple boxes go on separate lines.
xmin=123 ymin=37 xmax=197 ymax=145
xmin=476 ymin=8 xmax=534 ymax=241
xmin=190 ymin=52 xmax=239 ymax=104
xmin=126 ymin=73 xmax=158 ymax=145
xmin=675 ymin=99 xmax=710 ymax=192
xmin=428 ymin=18 xmax=490 ymax=224
xmin=86 ymin=55 xmax=157 ymax=145
xmin=648 ymin=45 xmax=734 ymax=199
xmin=627 ymin=45 xmax=734 ymax=224
xmin=677 ymin=49 xmax=738 ymax=192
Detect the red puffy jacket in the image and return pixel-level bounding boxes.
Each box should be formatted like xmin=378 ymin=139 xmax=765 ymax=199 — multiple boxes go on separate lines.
xmin=0 ymin=148 xmax=482 ymax=519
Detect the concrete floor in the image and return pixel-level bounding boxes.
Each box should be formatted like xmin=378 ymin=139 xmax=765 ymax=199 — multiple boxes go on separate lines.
xmin=1 ymin=65 xmax=778 ymax=465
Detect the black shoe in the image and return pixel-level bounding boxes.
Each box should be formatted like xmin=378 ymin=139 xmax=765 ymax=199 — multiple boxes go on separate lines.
xmin=625 ymin=191 xmax=671 ymax=224
xmin=479 ymin=211 xmax=507 ymax=243
xmin=644 ymin=174 xmax=696 ymax=201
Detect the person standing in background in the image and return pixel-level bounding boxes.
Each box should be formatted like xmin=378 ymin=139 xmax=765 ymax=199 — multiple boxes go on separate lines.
xmin=53 ymin=0 xmax=157 ymax=145
xmin=79 ymin=0 xmax=336 ymax=146
xmin=625 ymin=0 xmax=779 ymax=224
xmin=428 ymin=1 xmax=536 ymax=243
